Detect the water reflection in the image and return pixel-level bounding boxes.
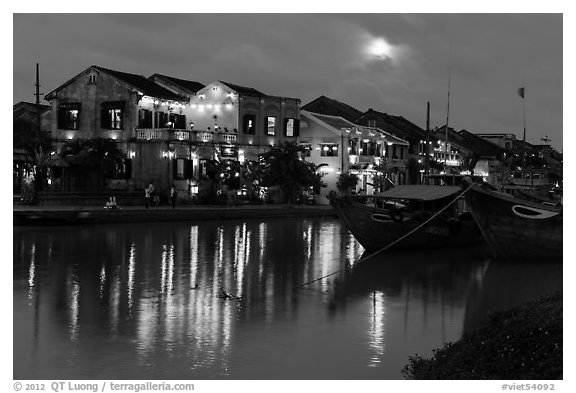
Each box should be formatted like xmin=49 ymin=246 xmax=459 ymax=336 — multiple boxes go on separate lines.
xmin=368 ymin=291 xmax=386 ymax=367
xmin=13 ymin=219 xmax=562 ymax=380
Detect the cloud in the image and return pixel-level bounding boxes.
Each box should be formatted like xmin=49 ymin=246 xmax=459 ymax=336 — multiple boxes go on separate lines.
xmin=12 ymin=14 xmax=562 ymax=149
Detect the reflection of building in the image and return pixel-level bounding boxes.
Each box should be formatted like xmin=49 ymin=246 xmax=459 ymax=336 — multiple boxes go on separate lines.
xmin=44 ymin=65 xmax=300 ymax=193
xmin=300 ymin=110 xmax=408 ymax=204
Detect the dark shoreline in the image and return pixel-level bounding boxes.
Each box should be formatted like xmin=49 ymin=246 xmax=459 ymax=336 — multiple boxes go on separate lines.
xmin=13 ymin=204 xmax=335 ymax=226
xmin=402 ymin=290 xmax=563 ymax=380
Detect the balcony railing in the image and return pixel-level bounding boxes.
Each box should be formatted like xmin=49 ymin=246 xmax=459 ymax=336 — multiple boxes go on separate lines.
xmin=219 ymin=133 xmax=237 ymax=144
xmin=133 ymin=128 xmax=238 ymax=144
xmin=133 ymin=128 xmax=170 ymax=140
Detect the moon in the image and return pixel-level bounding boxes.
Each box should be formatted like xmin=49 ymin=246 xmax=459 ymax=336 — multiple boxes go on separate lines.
xmin=366 ymin=37 xmax=394 ymax=60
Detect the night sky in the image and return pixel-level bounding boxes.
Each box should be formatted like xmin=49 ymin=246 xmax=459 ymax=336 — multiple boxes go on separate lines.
xmin=13 ymin=12 xmax=563 ymax=151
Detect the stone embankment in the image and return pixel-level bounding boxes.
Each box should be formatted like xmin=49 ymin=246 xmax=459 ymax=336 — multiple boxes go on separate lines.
xmin=13 ymin=203 xmax=335 ymax=226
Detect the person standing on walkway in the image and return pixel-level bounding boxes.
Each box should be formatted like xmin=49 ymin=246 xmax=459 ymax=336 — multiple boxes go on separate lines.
xmin=145 ymin=182 xmax=153 ymax=209
xmin=170 ymin=185 xmax=177 ymax=209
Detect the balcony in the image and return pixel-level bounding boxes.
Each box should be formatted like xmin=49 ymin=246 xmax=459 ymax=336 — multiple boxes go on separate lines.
xmin=219 ymin=133 xmax=237 ymax=144
xmin=132 ymin=128 xmax=238 ymax=144
xmin=132 ymin=128 xmax=172 ymax=140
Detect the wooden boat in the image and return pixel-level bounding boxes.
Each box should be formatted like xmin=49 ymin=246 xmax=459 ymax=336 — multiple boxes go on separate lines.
xmin=330 ymin=185 xmax=483 ymax=253
xmin=463 ymin=183 xmax=562 ymax=260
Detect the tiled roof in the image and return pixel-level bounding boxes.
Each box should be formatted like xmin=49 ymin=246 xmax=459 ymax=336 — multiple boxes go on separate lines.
xmin=354 ymin=109 xmax=427 ymax=142
xmin=302 ymin=95 xmax=363 ymax=122
xmin=150 ymin=74 xmax=205 ymax=94
xmin=302 ymin=111 xmax=408 ymax=145
xmin=13 ymin=102 xmax=51 ymax=118
xmin=219 ymin=81 xmax=267 ymax=97
xmin=458 ymin=129 xmax=505 ymax=157
xmin=93 ymin=66 xmax=187 ymax=101
xmin=312 ymin=113 xmax=356 ymax=131
xmin=434 ymin=125 xmax=505 ymax=158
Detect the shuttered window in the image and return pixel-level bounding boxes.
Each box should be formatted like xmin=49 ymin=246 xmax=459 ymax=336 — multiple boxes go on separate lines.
xmin=243 ymin=114 xmax=256 ymax=134
xmin=101 ymin=101 xmax=125 ymax=130
xmin=266 ymin=116 xmax=276 ymax=136
xmin=155 ymin=112 xmax=169 ymax=128
xmin=284 ymin=118 xmax=300 ymax=137
xmin=57 ymin=103 xmax=81 ymax=130
xmin=138 ymin=109 xmax=152 ymax=128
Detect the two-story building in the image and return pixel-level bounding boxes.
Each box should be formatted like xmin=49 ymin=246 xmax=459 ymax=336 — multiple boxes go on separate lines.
xmin=432 ymin=125 xmax=507 ymax=187
xmin=44 ymin=65 xmax=191 ymax=192
xmin=353 ymin=108 xmax=430 ymax=185
xmin=44 ymin=65 xmax=301 ymax=194
xmin=299 ymin=110 xmax=408 ymax=204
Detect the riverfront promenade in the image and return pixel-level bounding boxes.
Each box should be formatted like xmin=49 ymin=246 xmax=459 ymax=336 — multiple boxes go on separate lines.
xmin=13 ymin=202 xmax=335 ymax=225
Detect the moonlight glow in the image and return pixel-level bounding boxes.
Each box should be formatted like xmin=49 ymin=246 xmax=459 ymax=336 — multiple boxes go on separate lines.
xmin=366 ymin=37 xmax=395 ymax=60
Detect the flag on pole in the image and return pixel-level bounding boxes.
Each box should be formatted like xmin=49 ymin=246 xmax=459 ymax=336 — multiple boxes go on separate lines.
xmin=518 ymin=87 xmax=525 ymax=99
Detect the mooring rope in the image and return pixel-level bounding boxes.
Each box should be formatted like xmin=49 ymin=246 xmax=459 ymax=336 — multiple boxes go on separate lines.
xmin=296 ymin=184 xmax=474 ymax=288
xmin=357 ymin=183 xmax=473 ymax=264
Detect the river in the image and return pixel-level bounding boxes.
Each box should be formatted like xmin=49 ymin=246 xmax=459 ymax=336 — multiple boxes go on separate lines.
xmin=13 ymin=217 xmax=562 ymax=380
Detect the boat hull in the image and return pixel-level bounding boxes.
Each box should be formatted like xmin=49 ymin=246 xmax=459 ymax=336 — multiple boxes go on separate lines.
xmin=330 ymin=197 xmax=482 ymax=252
xmin=464 ymin=185 xmax=562 ymax=260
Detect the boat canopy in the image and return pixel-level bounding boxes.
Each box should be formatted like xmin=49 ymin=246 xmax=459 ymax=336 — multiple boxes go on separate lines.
xmin=379 ymin=185 xmax=461 ymax=201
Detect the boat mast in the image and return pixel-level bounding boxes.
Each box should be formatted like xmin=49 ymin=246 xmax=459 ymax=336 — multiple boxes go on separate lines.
xmin=444 ymin=62 xmax=452 ymax=169
xmin=520 ymin=83 xmax=527 ymax=174
xmin=425 ymin=101 xmax=430 ymax=176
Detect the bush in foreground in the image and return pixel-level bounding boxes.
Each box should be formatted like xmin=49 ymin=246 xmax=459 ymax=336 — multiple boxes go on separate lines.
xmin=402 ymin=291 xmax=562 ymax=379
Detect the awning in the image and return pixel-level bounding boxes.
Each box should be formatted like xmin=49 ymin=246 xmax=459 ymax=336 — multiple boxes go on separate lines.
xmin=379 ymin=185 xmax=460 ymax=201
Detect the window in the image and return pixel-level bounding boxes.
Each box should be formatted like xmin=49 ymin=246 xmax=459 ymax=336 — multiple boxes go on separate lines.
xmin=349 ymin=139 xmax=359 ymax=155
xmin=104 ymin=158 xmax=131 ymax=180
xmin=301 ymin=144 xmax=312 ymax=157
xmin=243 ymin=114 xmax=256 ymax=134
xmin=360 ymin=140 xmax=376 ymax=156
xmin=368 ymin=120 xmax=376 ymax=128
xmin=155 ymin=112 xmax=168 ymax=128
xmin=87 ymin=74 xmax=97 ymax=85
xmin=57 ymin=103 xmax=81 ymax=130
xmin=138 ymin=109 xmax=152 ymax=128
xmin=169 ymin=113 xmax=187 ymax=129
xmin=392 ymin=145 xmax=398 ymax=159
xmin=320 ymin=144 xmax=339 ymax=157
xmin=266 ymin=116 xmax=276 ymax=136
xmin=101 ymin=101 xmax=125 ymax=130
xmin=284 ymin=118 xmax=300 ymax=137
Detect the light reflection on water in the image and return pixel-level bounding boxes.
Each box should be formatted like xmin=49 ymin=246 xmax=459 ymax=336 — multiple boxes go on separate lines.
xmin=13 ymin=218 xmax=562 ymax=380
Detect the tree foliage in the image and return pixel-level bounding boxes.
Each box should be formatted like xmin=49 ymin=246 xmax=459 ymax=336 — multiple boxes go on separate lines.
xmin=336 ymin=172 xmax=359 ymax=194
xmin=260 ymin=141 xmax=324 ymax=203
xmin=13 ymin=118 xmax=52 ymax=156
